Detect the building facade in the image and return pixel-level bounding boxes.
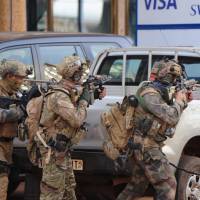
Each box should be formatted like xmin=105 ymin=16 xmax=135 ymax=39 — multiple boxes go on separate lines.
xmin=0 ymin=0 xmax=137 ymax=42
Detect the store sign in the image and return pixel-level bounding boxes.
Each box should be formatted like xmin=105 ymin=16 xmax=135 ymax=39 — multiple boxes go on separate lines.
xmin=138 ymin=0 xmax=200 ymax=25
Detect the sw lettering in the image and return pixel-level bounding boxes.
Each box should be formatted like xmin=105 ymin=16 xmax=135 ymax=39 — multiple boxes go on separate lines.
xmin=190 ymin=4 xmax=200 ymax=16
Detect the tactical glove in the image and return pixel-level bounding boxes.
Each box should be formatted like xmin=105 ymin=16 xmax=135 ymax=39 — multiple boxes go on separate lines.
xmin=4 ymin=105 xmax=19 ymax=122
xmin=79 ymin=86 xmax=91 ymax=103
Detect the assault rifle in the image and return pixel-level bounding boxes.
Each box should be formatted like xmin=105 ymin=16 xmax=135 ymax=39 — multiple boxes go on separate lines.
xmin=25 ymin=74 xmax=111 ymax=105
xmin=0 ymin=92 xmax=28 ymax=112
xmin=175 ymin=62 xmax=200 ymax=92
xmin=0 ymin=92 xmax=29 ymax=140
xmin=84 ymin=75 xmax=112 ymax=104
xmin=176 ymin=78 xmax=200 ymax=92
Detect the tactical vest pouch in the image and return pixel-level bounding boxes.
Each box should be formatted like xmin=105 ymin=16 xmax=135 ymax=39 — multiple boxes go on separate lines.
xmin=0 ymin=122 xmax=18 ymax=138
xmin=71 ymin=127 xmax=87 ymax=145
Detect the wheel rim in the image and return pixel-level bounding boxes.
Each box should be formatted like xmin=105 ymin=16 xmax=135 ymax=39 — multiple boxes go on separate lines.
xmin=186 ymin=175 xmax=200 ymax=200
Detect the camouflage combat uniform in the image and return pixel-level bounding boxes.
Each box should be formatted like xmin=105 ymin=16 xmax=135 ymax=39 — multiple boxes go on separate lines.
xmin=117 ymin=60 xmax=187 ymax=200
xmin=30 ymin=56 xmax=90 ymax=200
xmin=0 ymin=60 xmax=27 ymax=200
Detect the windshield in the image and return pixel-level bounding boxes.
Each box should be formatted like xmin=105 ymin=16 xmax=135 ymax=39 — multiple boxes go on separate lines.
xmin=178 ymin=56 xmax=200 ymax=81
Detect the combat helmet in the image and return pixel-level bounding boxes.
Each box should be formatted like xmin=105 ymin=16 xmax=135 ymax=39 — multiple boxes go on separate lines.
xmin=0 ymin=59 xmax=28 ymax=79
xmin=150 ymin=59 xmax=182 ymax=84
xmin=56 ymin=56 xmax=87 ymax=81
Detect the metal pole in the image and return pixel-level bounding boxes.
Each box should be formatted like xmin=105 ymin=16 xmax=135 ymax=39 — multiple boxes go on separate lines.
xmin=78 ymin=0 xmax=83 ymax=32
xmin=47 ymin=0 xmax=54 ymax=31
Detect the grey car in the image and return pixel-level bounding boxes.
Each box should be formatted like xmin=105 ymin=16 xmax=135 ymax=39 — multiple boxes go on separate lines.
xmin=0 ymin=32 xmax=133 ymax=200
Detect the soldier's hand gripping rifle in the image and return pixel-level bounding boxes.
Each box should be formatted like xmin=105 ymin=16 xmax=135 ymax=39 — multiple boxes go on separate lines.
xmin=83 ymin=75 xmax=111 ymax=105
xmin=0 ymin=91 xmax=30 ymax=140
xmin=0 ymin=91 xmax=28 ymax=115
xmin=174 ymin=63 xmax=200 ymax=101
xmin=176 ymin=78 xmax=200 ymax=91
xmin=166 ymin=62 xmax=199 ymax=103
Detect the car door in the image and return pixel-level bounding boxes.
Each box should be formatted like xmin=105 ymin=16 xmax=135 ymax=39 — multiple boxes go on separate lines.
xmin=82 ymin=53 xmax=125 ymax=149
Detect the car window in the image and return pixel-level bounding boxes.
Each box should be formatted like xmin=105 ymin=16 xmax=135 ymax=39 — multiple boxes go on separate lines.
xmin=97 ymin=55 xmax=148 ymax=85
xmin=0 ymin=47 xmax=35 ymax=90
xmin=97 ymin=56 xmax=123 ymax=85
xmin=178 ymin=56 xmax=200 ymax=81
xmin=39 ymin=45 xmax=85 ymax=81
xmin=126 ymin=55 xmax=148 ymax=85
xmin=87 ymin=43 xmax=119 ymax=58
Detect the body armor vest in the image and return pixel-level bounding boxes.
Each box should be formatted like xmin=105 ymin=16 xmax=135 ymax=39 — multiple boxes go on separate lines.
xmin=0 ymin=83 xmax=18 ymax=138
xmin=135 ymin=82 xmax=175 ymax=147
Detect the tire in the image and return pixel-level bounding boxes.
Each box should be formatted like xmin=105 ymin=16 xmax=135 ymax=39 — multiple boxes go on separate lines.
xmin=176 ymin=155 xmax=200 ymax=200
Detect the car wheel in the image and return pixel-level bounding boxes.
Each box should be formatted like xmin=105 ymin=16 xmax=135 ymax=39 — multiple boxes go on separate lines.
xmin=176 ymin=155 xmax=200 ymax=200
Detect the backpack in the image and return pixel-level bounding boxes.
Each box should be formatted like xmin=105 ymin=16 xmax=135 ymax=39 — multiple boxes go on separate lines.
xmin=25 ymin=86 xmax=73 ymax=165
xmin=26 ymin=95 xmax=45 ymax=142
xmin=101 ymin=96 xmax=137 ymax=160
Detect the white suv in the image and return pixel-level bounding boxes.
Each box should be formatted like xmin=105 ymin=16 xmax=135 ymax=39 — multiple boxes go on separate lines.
xmin=85 ymin=47 xmax=200 ymax=200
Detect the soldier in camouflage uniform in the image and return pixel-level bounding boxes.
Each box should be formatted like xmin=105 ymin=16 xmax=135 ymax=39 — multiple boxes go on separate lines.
xmin=33 ymin=56 xmax=102 ymax=200
xmin=0 ymin=59 xmax=28 ymax=200
xmin=116 ymin=59 xmax=188 ymax=200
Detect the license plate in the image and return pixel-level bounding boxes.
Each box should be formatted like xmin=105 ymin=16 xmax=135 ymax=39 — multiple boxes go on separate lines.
xmin=72 ymin=159 xmax=83 ymax=171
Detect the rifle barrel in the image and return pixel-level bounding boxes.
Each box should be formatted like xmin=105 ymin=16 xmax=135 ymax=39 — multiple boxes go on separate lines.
xmin=24 ymin=79 xmax=53 ymax=84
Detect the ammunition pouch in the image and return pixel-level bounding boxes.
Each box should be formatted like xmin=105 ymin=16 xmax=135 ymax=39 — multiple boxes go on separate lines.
xmin=136 ymin=118 xmax=153 ymax=136
xmin=127 ymin=137 xmax=142 ymax=150
xmin=48 ymin=134 xmax=71 ymax=152
xmin=136 ymin=117 xmax=169 ymax=143
xmin=0 ymin=160 xmax=9 ymax=174
xmin=0 ymin=137 xmax=14 ymax=142
xmin=71 ymin=123 xmax=87 ymax=145
xmin=132 ymin=132 xmax=144 ymax=161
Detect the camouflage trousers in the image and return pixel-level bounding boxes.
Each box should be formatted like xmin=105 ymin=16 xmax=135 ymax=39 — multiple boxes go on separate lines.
xmin=0 ymin=141 xmax=13 ymax=200
xmin=0 ymin=173 xmax=9 ymax=200
xmin=116 ymin=148 xmax=177 ymax=200
xmin=40 ymin=153 xmax=77 ymax=200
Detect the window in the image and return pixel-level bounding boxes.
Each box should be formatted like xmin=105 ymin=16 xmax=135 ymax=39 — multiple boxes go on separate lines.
xmin=178 ymin=56 xmax=200 ymax=81
xmin=27 ymin=0 xmax=112 ymax=33
xmin=39 ymin=45 xmax=85 ymax=81
xmin=87 ymin=43 xmax=119 ymax=58
xmin=0 ymin=47 xmax=35 ymax=90
xmin=126 ymin=55 xmax=148 ymax=85
xmin=98 ymin=55 xmax=148 ymax=85
xmin=97 ymin=56 xmax=123 ymax=85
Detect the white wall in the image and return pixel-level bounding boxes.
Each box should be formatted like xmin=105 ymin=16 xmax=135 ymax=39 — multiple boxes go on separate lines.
xmin=138 ymin=29 xmax=200 ymax=47
xmin=137 ymin=0 xmax=200 ymax=46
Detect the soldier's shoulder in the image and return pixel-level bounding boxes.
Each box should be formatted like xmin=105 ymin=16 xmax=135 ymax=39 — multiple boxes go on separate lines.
xmin=138 ymin=81 xmax=159 ymax=97
xmin=47 ymin=87 xmax=70 ymax=101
